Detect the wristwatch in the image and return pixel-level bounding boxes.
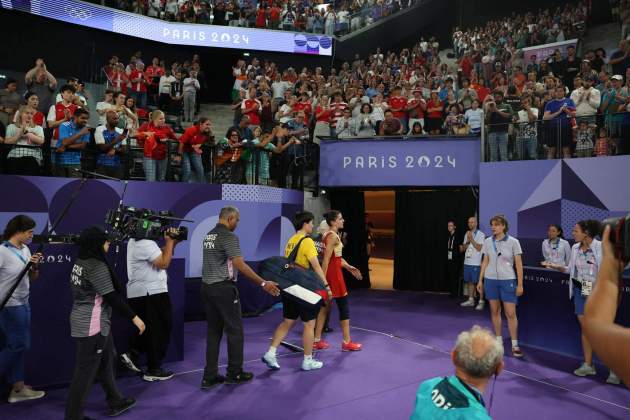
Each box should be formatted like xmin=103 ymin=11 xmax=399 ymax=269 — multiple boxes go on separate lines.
xmin=261 ymin=281 xmax=266 ymax=288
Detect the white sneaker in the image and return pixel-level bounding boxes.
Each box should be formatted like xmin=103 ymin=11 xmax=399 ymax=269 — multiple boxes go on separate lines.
xmin=475 ymin=301 xmax=485 ymax=311
xmin=460 ymin=299 xmax=475 ymax=307
xmin=573 ymin=363 xmax=597 ymax=377
xmin=8 ymin=387 xmax=45 ymax=403
xmin=607 ymin=371 xmax=621 ymax=385
xmin=301 ymin=357 xmax=324 ymax=371
xmin=262 ymin=352 xmax=280 ymax=370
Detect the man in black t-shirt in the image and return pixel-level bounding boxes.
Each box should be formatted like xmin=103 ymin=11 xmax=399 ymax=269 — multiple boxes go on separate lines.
xmin=485 ymin=91 xmax=513 ymax=162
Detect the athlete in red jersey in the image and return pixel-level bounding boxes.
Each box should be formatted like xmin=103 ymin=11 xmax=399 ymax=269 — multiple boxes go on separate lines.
xmin=314 ymin=210 xmax=364 ymax=352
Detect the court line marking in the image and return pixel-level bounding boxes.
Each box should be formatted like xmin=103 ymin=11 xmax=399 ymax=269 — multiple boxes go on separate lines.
xmin=351 ymin=325 xmax=630 ymax=412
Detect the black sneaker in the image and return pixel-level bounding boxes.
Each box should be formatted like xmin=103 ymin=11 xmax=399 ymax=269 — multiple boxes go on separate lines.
xmin=200 ymin=375 xmax=226 ymax=390
xmin=142 ymin=368 xmax=174 ymax=382
xmin=108 ymin=397 xmax=136 ymax=417
xmin=225 ymin=371 xmax=254 ymax=385
xmin=120 ymin=353 xmax=142 ymax=374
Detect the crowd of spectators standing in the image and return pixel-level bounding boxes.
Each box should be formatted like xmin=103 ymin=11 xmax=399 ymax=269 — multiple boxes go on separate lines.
xmin=1 ymin=0 xmax=629 ymax=186
xmin=91 ymin=0 xmax=417 ymax=35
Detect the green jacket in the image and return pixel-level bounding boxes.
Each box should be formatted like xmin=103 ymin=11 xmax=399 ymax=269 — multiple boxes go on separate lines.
xmin=410 ymin=376 xmax=491 ymax=420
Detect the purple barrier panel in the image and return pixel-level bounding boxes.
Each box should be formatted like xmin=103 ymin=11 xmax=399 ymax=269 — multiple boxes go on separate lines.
xmin=520 ymin=266 xmax=630 ymax=360
xmin=319 ymin=138 xmax=480 ymax=187
xmin=25 ymin=244 xmax=185 ymax=387
xmin=480 ymin=157 xmax=630 ymax=259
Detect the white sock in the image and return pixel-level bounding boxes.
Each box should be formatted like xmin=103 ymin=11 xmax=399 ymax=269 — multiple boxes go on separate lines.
xmin=314 ymin=338 xmax=320 ymax=343
xmin=304 ymin=354 xmax=313 ymax=361
xmin=267 ymin=346 xmax=277 ymax=356
xmin=511 ymin=339 xmax=519 ymax=348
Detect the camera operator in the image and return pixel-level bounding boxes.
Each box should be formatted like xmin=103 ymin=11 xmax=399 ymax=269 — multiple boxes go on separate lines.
xmin=583 ymin=223 xmax=630 ymax=388
xmin=0 ymin=215 xmax=45 ymax=404
xmin=121 ymin=227 xmax=180 ymax=382
xmin=66 ymin=226 xmax=144 ymax=420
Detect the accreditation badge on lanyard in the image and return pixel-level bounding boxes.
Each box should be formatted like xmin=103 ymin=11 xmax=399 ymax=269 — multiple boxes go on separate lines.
xmin=448 ymin=236 xmax=454 ymax=261
xmin=577 ymin=249 xmax=596 ymax=297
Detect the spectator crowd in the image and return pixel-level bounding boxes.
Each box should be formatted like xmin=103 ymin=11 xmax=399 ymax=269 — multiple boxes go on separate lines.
xmin=91 ymin=0 xmax=418 ymax=35
xmin=1 ymin=0 xmax=629 ymax=187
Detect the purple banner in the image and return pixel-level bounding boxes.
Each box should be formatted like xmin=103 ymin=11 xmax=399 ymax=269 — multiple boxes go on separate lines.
xmin=522 ymin=39 xmax=579 ymax=65
xmin=319 ymin=138 xmax=480 ymax=187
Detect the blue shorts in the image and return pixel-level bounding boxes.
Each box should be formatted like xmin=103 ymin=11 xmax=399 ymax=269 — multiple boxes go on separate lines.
xmin=463 ymin=264 xmax=480 ymax=283
xmin=484 ymin=278 xmax=518 ymax=304
xmin=573 ymin=286 xmax=587 ymax=316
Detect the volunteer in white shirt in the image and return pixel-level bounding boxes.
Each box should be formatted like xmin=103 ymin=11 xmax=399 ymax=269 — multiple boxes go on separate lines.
xmin=540 ymin=224 xmax=571 ymax=267
xmin=477 ymin=215 xmax=525 ymax=358
xmin=121 ymin=228 xmax=179 ymax=382
xmin=547 ymin=220 xmax=620 ymax=384
xmin=0 ymin=215 xmax=45 ymax=403
xmin=459 ymin=217 xmax=486 ymax=310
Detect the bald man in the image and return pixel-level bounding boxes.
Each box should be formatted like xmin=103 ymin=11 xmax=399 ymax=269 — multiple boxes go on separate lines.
xmin=410 ymin=326 xmax=504 ymax=419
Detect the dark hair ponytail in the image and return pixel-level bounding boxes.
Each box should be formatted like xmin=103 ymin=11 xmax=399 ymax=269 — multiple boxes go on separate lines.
xmin=324 ymin=210 xmax=341 ymax=227
xmin=549 ymin=223 xmax=564 ymax=239
xmin=2 ymin=215 xmax=36 ymax=241
xmin=576 ymin=219 xmax=601 ymax=239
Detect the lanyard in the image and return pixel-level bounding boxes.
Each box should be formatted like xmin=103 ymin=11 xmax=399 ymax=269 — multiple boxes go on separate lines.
xmin=448 ymin=234 xmax=455 ymax=250
xmin=492 ymin=234 xmax=508 ymax=255
xmin=455 ymin=376 xmax=485 ymax=408
xmin=3 ymin=241 xmax=28 ymax=265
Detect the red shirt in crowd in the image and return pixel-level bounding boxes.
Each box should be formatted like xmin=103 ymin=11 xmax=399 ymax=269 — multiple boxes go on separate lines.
xmin=315 ymin=105 xmax=332 ymax=123
xmin=407 ymin=97 xmax=427 ymax=119
xmin=48 ymin=102 xmax=78 ymax=140
xmin=145 ymin=65 xmax=165 ymax=88
xmin=388 ymin=95 xmax=408 ymax=119
xmin=460 ymin=56 xmax=473 ymax=78
xmin=472 ymin=83 xmax=491 ymax=102
xmin=330 ymin=101 xmax=348 ymax=126
xmin=256 ymin=8 xmax=267 ymax=27
xmin=109 ymin=70 xmax=128 ymax=94
xmin=269 ymin=6 xmax=281 ymax=22
xmin=293 ymin=101 xmax=312 ymax=121
xmin=426 ymin=99 xmax=444 ymax=119
xmin=129 ymin=70 xmax=149 ymax=93
xmin=136 ymin=122 xmax=178 ymax=160
xmin=179 ymin=124 xmax=210 ymax=154
xmin=241 ymin=98 xmax=261 ymax=125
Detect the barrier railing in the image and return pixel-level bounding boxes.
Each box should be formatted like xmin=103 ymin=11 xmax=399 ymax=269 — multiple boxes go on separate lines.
xmin=0 ymin=138 xmax=316 ymax=190
xmin=481 ymin=111 xmax=629 ymax=163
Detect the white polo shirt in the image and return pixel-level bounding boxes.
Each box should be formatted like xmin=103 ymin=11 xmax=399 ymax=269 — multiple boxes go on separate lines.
xmin=565 ymin=240 xmax=602 ymax=299
xmin=481 ymin=235 xmax=522 ymax=280
xmin=0 ymin=242 xmax=32 ymax=306
xmin=126 ymin=239 xmax=168 ymax=299
xmin=462 ymin=230 xmax=486 ymax=266
xmin=542 ymin=238 xmax=571 ymax=266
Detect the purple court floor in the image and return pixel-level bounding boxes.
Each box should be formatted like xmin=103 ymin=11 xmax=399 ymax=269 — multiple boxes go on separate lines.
xmin=3 ymin=289 xmax=629 ymax=419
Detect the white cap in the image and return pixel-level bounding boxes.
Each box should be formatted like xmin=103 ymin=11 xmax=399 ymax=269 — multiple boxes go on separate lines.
xmin=612 ymin=75 xmax=624 ymax=81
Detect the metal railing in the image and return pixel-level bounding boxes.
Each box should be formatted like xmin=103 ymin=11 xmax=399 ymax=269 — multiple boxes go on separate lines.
xmin=480 ymin=112 xmax=630 ymax=162
xmin=0 ymin=137 xmax=317 ymax=191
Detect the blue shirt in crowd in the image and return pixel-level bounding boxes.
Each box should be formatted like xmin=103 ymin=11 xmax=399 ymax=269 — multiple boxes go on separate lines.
xmin=57 ymin=121 xmax=90 ymax=166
